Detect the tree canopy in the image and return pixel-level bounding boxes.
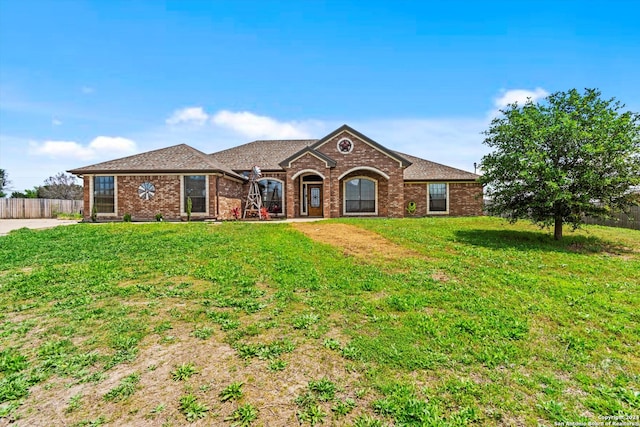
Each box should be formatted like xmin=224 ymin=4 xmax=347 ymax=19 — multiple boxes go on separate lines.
xmin=40 ymin=172 xmax=83 ymax=200
xmin=0 ymin=169 xmax=10 ymax=198
xmin=11 ymin=188 xmax=40 ymax=199
xmin=480 ymin=88 xmax=640 ymax=240
xmin=7 ymin=172 xmax=83 ymax=200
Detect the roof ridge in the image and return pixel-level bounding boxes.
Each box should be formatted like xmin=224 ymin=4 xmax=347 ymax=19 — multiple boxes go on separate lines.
xmin=68 ymin=143 xmax=190 ymax=171
xmin=395 ymin=151 xmax=478 ymax=176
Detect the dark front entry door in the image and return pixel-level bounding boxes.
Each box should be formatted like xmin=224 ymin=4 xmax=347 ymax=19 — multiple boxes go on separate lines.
xmin=307 ymin=184 xmax=323 ymax=217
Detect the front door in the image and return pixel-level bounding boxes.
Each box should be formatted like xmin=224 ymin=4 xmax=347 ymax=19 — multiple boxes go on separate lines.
xmin=307 ymin=184 xmax=323 ymax=217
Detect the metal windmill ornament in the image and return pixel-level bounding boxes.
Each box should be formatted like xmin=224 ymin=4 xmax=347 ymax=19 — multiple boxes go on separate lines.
xmin=243 ymin=166 xmax=263 ymax=218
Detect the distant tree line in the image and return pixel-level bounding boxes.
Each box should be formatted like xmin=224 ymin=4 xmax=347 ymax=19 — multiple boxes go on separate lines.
xmin=1 ymin=170 xmax=83 ymax=200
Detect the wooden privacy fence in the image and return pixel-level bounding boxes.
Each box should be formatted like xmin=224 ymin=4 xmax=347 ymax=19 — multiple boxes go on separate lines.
xmin=583 ymin=205 xmax=640 ymax=231
xmin=0 ymin=198 xmax=83 ymax=219
xmin=484 ymin=200 xmax=639 ymax=231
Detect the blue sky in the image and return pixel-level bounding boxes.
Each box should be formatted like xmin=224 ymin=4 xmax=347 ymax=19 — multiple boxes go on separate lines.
xmin=1 ymin=0 xmax=639 ymax=192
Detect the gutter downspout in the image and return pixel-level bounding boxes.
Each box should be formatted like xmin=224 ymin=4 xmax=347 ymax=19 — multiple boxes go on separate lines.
xmin=216 ymin=174 xmax=221 ymax=218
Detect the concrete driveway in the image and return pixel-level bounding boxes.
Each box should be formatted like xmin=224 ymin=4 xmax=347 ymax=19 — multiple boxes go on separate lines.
xmin=0 ymin=219 xmax=80 ymax=236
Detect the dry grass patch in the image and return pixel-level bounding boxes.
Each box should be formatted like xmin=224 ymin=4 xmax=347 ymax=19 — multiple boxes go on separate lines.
xmin=291 ymin=222 xmax=422 ymax=265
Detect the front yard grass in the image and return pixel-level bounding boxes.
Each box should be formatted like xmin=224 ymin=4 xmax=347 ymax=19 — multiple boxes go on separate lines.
xmin=0 ymin=217 xmax=638 ymax=426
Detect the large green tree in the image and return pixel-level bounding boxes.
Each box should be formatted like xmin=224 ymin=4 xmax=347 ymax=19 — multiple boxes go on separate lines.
xmin=480 ymin=88 xmax=640 ymax=240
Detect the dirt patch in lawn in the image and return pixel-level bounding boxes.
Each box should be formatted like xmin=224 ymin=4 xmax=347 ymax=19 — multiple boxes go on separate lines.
xmin=291 ymin=222 xmax=421 ymax=264
xmin=6 ymin=321 xmax=373 ymax=427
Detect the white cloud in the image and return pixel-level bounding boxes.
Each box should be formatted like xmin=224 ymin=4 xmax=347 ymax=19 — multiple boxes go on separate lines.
xmin=166 ymin=107 xmax=209 ymax=126
xmin=81 ymin=86 xmax=95 ymax=94
xmin=29 ymin=136 xmax=137 ymax=161
xmin=30 ymin=141 xmax=93 ymax=160
xmin=88 ymin=136 xmax=137 ymax=153
xmin=52 ymin=118 xmax=62 ymax=126
xmin=212 ymin=110 xmax=312 ymax=139
xmin=494 ymin=87 xmax=549 ymax=109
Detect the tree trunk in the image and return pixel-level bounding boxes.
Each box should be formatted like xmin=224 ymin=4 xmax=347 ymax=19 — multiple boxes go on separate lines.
xmin=554 ymin=216 xmax=563 ymax=240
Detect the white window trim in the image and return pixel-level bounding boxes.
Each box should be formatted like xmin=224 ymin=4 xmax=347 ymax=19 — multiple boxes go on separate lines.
xmin=338 ymin=166 xmax=389 ymax=181
xmin=90 ymin=174 xmax=118 ymax=217
xmin=180 ymin=175 xmax=209 ymax=216
xmin=257 ymin=177 xmax=285 ymax=217
xmin=427 ymin=182 xmax=449 ymax=215
xmin=343 ymin=176 xmax=378 ymax=216
xmin=301 ymin=183 xmax=308 ymax=216
xmin=292 ymin=169 xmax=325 ymax=181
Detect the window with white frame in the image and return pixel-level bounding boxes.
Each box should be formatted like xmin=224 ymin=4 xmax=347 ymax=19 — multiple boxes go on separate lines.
xmin=184 ymin=175 xmax=207 ymax=213
xmin=428 ymin=183 xmax=447 ymax=212
xmin=93 ymin=176 xmax=115 ymax=213
xmin=344 ymin=178 xmax=376 ymax=214
xmin=258 ymin=179 xmax=283 ymax=215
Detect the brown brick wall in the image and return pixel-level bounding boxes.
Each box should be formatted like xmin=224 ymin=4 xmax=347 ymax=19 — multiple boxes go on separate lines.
xmin=284 ymin=154 xmax=332 ymax=218
xmin=403 ymin=183 xmax=428 ymax=217
xmin=117 ymin=175 xmax=182 ymax=220
xmin=79 ymin=174 xmax=249 ymax=221
xmin=82 ymin=176 xmax=91 ymax=219
xmin=314 ymin=131 xmax=405 ymax=218
xmin=449 ymin=182 xmax=483 ymax=216
xmin=218 ymin=176 xmax=244 ymax=220
xmin=402 ymin=182 xmax=483 ymax=217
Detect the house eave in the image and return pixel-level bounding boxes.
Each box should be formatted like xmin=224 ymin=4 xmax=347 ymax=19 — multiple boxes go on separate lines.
xmin=67 ymin=169 xmax=246 ymax=181
xmin=403 ymin=178 xmax=481 ymax=183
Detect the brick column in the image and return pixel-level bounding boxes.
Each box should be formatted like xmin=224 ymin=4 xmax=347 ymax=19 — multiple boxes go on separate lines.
xmin=285 ymin=172 xmax=295 ymax=218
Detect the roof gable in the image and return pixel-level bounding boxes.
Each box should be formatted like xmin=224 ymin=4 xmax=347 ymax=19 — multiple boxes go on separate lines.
xmin=68 ymin=144 xmax=244 ymax=179
xmin=310 ymin=124 xmax=412 ymax=168
xmin=279 ymin=147 xmax=337 ymax=168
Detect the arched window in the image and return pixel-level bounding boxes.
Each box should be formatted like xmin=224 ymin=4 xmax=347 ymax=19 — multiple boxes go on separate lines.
xmin=344 ymin=177 xmax=376 ymax=214
xmin=258 ymin=179 xmax=284 ymax=215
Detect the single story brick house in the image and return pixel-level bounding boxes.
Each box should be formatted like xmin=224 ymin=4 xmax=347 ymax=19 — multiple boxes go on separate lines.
xmin=68 ymin=124 xmax=482 ymax=221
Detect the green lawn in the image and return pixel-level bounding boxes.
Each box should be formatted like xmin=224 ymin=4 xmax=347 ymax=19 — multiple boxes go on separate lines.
xmin=0 ymin=217 xmax=638 ymax=426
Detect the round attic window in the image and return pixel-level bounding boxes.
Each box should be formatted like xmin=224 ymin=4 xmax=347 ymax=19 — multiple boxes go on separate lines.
xmin=337 ymin=138 xmax=353 ymax=154
xmin=138 ymin=182 xmax=156 ymax=200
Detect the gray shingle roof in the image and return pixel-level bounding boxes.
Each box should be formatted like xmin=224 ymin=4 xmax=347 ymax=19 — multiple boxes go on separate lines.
xmin=397 ymin=152 xmax=479 ymax=181
xmin=68 ymin=136 xmax=479 ymax=182
xmin=209 ymin=139 xmax=317 ymax=171
xmin=68 ymin=144 xmax=244 ymax=179
xmin=211 ymin=139 xmax=479 ymax=181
